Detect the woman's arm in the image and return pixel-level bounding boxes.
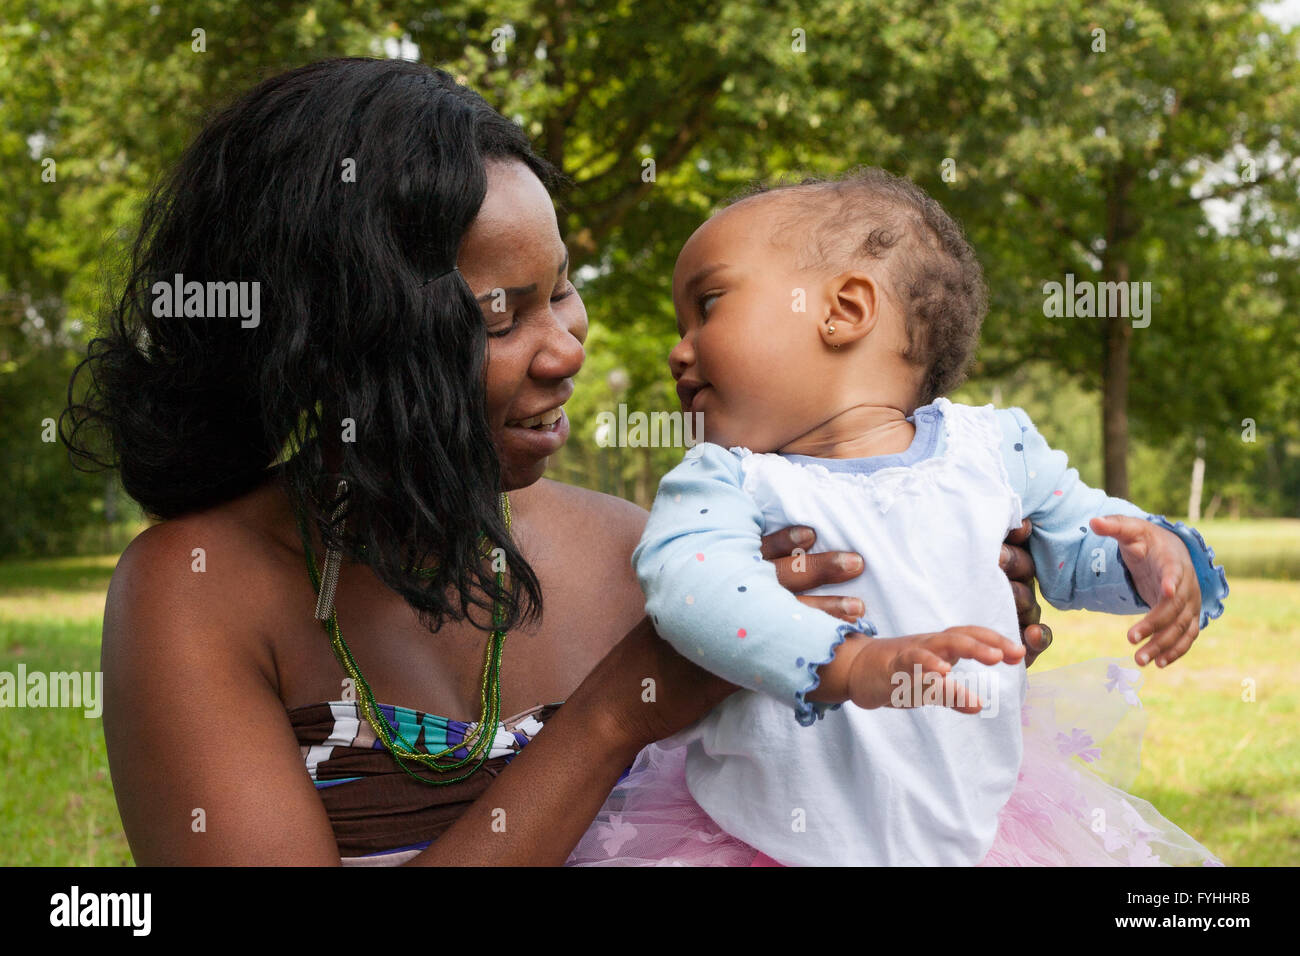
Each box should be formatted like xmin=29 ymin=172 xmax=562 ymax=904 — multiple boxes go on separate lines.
xmin=404 ymin=615 xmax=731 ymax=864
xmin=103 ymin=523 xmax=345 ymax=865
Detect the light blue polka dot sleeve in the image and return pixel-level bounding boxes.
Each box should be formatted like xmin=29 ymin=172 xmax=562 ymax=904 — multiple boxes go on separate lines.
xmin=633 ymin=442 xmax=873 ymax=727
xmin=996 ymin=408 xmax=1228 ymax=627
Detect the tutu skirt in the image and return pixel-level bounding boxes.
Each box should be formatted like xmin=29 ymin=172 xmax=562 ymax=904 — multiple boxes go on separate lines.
xmin=567 ymin=658 xmax=1223 ymax=866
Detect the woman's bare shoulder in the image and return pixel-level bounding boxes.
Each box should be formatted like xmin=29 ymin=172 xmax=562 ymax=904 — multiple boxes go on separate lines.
xmin=103 ymin=487 xmax=298 ymax=682
xmin=511 ymin=478 xmax=648 ymax=552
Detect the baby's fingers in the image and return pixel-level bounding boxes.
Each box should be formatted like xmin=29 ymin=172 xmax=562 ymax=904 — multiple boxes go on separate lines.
xmin=1137 ymin=604 xmax=1199 ymax=667
xmin=931 ymin=626 xmax=1025 ymax=665
xmin=890 ymin=650 xmax=983 ymax=714
xmin=1127 ymin=571 xmax=1182 ymax=645
xmin=1154 ymin=617 xmax=1201 ymax=667
xmin=1090 ymin=514 xmax=1150 ymax=548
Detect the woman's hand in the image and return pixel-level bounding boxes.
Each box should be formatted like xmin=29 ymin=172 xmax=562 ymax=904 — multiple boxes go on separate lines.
xmin=759 ymin=525 xmax=867 ymax=621
xmin=1001 ymin=519 xmax=1053 ymax=667
xmin=762 ymin=521 xmax=1054 ymax=668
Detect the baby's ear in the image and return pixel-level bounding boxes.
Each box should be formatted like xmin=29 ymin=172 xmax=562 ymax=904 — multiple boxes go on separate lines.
xmin=818 ymin=271 xmax=880 ymax=349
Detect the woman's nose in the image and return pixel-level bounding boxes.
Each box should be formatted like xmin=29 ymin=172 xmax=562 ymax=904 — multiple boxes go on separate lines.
xmin=533 ymin=304 xmax=587 ymax=381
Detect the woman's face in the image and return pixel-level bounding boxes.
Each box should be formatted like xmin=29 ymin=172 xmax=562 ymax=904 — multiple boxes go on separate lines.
xmin=458 ymin=160 xmax=588 ymax=491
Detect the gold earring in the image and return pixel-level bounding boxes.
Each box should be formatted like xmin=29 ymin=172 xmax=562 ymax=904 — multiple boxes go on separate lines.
xmin=827 ymin=324 xmax=836 ymax=334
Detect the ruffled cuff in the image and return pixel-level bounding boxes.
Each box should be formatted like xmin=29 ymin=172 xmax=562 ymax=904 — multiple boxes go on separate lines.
xmin=1119 ymin=516 xmax=1229 ymax=629
xmin=1146 ymin=515 xmax=1229 ymax=628
xmin=792 ymin=616 xmax=877 ymax=727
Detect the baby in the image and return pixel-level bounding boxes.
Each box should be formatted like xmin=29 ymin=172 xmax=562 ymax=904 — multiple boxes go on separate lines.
xmin=570 ymin=168 xmax=1228 ymax=867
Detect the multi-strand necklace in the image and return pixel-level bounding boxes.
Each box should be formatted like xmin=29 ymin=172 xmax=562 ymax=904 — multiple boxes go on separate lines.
xmin=295 ymin=479 xmax=511 ymax=786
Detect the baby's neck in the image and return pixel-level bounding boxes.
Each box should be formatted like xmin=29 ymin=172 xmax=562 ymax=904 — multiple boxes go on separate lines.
xmin=779 ymin=403 xmax=917 ymax=460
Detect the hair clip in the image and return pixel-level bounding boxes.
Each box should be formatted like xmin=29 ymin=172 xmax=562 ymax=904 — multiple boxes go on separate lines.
xmin=422 ymin=264 xmax=460 ymax=286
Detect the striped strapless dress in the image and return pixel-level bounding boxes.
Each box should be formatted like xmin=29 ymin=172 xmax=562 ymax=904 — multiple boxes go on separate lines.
xmin=290 ymin=699 xmax=561 ymax=865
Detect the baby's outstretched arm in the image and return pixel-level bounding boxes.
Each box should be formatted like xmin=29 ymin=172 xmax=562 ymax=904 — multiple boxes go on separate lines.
xmin=997 ymin=407 xmax=1228 ymax=667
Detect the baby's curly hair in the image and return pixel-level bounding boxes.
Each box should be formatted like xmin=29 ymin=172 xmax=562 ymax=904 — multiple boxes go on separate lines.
xmin=729 ymin=167 xmax=988 ymax=407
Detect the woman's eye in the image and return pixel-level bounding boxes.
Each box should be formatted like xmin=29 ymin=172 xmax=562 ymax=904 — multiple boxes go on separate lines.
xmin=487 ymin=322 xmax=515 ymax=338
xmin=551 ymin=280 xmax=576 ymax=303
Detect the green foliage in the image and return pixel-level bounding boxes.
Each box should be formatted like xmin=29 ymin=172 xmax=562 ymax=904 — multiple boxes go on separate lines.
xmin=1 ymin=0 xmax=1297 ymax=546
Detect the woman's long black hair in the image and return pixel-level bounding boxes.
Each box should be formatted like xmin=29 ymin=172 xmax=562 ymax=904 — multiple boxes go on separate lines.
xmin=61 ymin=58 xmax=551 ymax=633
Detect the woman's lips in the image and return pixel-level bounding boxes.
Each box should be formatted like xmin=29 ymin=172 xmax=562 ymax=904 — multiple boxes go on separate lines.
xmin=502 ymin=406 xmax=569 ymax=456
xmin=506 ymin=407 xmax=564 ymax=429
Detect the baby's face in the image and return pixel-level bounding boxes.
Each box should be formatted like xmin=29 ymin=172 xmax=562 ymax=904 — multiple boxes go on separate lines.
xmin=669 ymin=197 xmax=833 ymax=452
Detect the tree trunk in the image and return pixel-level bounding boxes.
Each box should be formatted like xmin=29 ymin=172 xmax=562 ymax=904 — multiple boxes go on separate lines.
xmin=1188 ymin=435 xmax=1206 ymax=521
xmin=1101 ymin=167 xmax=1137 ymax=498
xmin=1102 ymin=260 xmax=1131 ymax=499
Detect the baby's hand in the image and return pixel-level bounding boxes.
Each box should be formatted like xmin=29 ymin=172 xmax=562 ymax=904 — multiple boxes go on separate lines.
xmin=1090 ymin=515 xmax=1202 ymax=668
xmin=847 ymin=627 xmax=1025 ymax=714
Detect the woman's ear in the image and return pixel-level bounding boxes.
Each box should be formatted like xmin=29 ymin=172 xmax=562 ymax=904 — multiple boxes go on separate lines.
xmin=817 ymin=271 xmax=879 ymax=350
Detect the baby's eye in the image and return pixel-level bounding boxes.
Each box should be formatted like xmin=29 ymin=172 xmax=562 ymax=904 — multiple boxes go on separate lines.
xmin=698 ymin=292 xmax=722 ymax=316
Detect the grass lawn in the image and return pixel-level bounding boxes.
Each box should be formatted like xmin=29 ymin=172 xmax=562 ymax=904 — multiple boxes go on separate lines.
xmin=0 ymin=533 xmax=1297 ymax=866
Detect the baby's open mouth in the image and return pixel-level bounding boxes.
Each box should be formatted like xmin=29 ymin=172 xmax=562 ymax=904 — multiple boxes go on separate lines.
xmin=507 ymin=407 xmax=564 ymax=430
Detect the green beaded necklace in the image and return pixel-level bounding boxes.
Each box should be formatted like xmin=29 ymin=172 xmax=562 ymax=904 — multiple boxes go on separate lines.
xmin=295 ymin=479 xmax=511 ymax=786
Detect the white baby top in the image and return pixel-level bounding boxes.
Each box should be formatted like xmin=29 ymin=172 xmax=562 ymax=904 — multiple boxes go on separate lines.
xmin=666 ymin=399 xmax=1025 ymax=864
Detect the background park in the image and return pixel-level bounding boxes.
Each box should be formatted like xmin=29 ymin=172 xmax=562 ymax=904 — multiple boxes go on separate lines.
xmin=1 ymin=0 xmax=1297 ymax=865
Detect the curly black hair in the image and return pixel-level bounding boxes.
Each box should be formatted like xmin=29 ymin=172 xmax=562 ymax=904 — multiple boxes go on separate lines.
xmin=61 ymin=57 xmax=554 ymax=634
xmin=730 ymin=166 xmax=989 ymax=407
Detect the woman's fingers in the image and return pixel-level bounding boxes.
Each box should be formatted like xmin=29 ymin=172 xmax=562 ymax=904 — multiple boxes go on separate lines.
xmin=1004 ymin=518 xmax=1033 ymax=547
xmin=769 ymin=549 xmax=863 ymax=593
xmin=1023 ymin=623 xmax=1053 ymax=659
xmin=759 ymin=525 xmax=815 ymax=560
xmin=1010 ymin=581 xmax=1040 ymax=621
xmin=999 ymin=542 xmax=1035 ymax=583
xmin=795 ymin=594 xmax=866 ymax=623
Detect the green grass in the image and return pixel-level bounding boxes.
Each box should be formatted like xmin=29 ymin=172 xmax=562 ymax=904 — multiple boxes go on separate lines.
xmin=1041 ymin=576 xmax=1300 ymax=866
xmin=0 ymin=555 xmax=129 ymax=865
xmin=1190 ymin=518 xmax=1300 ymax=581
xmin=1 ymin=522 xmax=1297 ymax=866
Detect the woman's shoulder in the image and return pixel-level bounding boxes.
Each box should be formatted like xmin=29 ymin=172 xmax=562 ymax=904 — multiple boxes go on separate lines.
xmin=511 ymin=477 xmax=648 ymax=549
xmin=104 ymin=482 xmax=299 ymax=685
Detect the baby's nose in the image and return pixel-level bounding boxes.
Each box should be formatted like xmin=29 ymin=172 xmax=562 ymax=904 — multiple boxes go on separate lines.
xmin=668 ymin=335 xmax=693 ymax=379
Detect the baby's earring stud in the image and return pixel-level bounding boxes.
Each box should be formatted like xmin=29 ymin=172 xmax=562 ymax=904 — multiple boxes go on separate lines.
xmin=827 ymin=324 xmax=836 ymax=334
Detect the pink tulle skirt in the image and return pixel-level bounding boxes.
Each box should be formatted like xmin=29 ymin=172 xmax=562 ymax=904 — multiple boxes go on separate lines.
xmin=567 ymin=658 xmax=1223 ymax=867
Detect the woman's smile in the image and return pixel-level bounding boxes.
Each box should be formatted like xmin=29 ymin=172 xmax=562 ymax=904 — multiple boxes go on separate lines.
xmin=501 ymin=404 xmax=570 ymax=456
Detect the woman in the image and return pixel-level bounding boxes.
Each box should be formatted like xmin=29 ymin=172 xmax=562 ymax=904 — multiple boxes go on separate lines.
xmin=63 ymin=58 xmax=1050 ymax=865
